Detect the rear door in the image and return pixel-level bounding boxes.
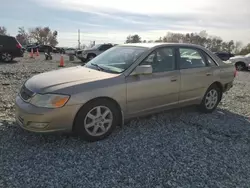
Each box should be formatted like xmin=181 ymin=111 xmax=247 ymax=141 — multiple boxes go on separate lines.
xmin=178 ymin=47 xmax=214 ymax=104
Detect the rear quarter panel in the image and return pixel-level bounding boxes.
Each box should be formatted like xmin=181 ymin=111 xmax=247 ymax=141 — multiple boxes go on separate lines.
xmin=202 ymin=47 xmax=235 ymax=86
xmin=217 ymin=63 xmax=235 ymax=85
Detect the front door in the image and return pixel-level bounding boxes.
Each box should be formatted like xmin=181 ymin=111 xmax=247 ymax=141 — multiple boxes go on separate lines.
xmin=126 ymin=47 xmax=180 ymax=115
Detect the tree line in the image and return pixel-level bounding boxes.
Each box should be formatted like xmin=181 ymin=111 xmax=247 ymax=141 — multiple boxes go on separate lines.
xmin=1 ymin=26 xmax=250 ymax=55
xmin=125 ymin=31 xmax=250 ymax=55
xmin=0 ymin=26 xmax=58 ymax=46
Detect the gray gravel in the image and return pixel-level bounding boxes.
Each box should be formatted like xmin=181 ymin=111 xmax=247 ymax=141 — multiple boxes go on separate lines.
xmin=1 ymin=54 xmax=250 ymax=188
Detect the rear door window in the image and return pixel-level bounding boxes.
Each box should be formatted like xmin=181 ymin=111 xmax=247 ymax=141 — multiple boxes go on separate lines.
xmin=179 ymin=48 xmax=206 ymax=69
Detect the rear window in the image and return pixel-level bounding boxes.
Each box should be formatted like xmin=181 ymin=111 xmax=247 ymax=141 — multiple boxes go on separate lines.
xmin=0 ymin=35 xmax=17 ymax=45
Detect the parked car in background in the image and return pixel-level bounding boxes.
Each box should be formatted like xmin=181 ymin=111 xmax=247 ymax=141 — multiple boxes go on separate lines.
xmin=25 ymin=43 xmax=58 ymax=54
xmin=26 ymin=44 xmax=39 ymax=52
xmin=76 ymin=43 xmax=114 ymax=62
xmin=0 ymin=34 xmax=24 ymax=62
xmin=214 ymin=52 xmax=235 ymax=61
xmin=229 ymin=53 xmax=250 ymax=71
xmin=64 ymin=48 xmax=76 ymax=55
xmin=53 ymin=47 xmax=65 ymax=54
xmin=15 ymin=43 xmax=236 ymax=142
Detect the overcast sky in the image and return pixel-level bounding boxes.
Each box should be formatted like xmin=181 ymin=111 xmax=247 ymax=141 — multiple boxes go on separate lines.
xmin=1 ymin=0 xmax=249 ymax=47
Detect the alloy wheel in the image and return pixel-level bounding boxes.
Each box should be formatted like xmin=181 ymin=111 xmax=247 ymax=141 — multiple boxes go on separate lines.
xmin=1 ymin=53 xmax=12 ymax=62
xmin=84 ymin=106 xmax=113 ymax=137
xmin=205 ymin=89 xmax=218 ymax=110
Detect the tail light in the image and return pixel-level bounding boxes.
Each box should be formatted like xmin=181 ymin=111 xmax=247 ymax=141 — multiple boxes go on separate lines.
xmin=16 ymin=43 xmax=22 ymax=49
xmin=234 ymin=69 xmax=237 ymax=77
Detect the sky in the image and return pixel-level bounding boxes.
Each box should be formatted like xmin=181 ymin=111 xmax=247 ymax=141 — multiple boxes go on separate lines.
xmin=1 ymin=0 xmax=250 ymax=47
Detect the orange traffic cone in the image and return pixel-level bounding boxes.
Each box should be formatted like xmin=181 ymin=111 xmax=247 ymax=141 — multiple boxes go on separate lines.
xmin=36 ymin=48 xmax=39 ymax=56
xmin=59 ymin=55 xmax=64 ymax=67
xmin=30 ymin=48 xmax=34 ymax=58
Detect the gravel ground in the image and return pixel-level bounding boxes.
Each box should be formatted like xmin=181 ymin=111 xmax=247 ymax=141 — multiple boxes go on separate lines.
xmin=1 ymin=54 xmax=250 ymax=188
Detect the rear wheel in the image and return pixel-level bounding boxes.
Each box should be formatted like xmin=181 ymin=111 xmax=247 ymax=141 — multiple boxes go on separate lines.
xmin=1 ymin=53 xmax=13 ymax=62
xmin=235 ymin=62 xmax=245 ymax=71
xmin=73 ymin=99 xmax=121 ymax=142
xmin=199 ymin=85 xmax=221 ymax=113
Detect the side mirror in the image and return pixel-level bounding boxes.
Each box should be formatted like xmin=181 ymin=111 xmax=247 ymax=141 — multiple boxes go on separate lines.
xmin=131 ymin=65 xmax=153 ymax=76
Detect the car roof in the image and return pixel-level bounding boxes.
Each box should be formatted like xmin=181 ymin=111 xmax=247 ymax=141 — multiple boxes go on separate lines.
xmin=0 ymin=34 xmax=16 ymax=39
xmin=118 ymin=42 xmax=206 ymax=49
xmin=118 ymin=42 xmax=226 ymax=66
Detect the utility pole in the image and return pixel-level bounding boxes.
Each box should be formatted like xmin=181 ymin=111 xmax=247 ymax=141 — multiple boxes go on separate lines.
xmin=78 ymin=29 xmax=80 ymax=49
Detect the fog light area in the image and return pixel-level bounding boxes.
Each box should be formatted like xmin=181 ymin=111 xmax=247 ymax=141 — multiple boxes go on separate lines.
xmin=28 ymin=122 xmax=48 ymax=129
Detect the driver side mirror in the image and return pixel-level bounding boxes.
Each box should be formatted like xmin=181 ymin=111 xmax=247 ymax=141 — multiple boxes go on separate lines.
xmin=130 ymin=65 xmax=153 ymax=76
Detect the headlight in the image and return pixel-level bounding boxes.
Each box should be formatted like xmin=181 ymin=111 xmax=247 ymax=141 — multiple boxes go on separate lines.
xmin=30 ymin=94 xmax=70 ymax=108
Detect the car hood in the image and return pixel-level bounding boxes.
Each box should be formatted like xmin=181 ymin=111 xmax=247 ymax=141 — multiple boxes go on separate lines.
xmin=25 ymin=66 xmax=118 ymax=93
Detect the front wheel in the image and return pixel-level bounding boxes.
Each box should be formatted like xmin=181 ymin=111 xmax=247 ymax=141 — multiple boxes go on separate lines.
xmin=199 ymin=85 xmax=221 ymax=113
xmin=73 ymin=99 xmax=120 ymax=142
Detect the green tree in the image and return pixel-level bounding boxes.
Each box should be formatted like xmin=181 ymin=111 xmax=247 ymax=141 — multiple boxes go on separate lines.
xmin=28 ymin=26 xmax=58 ymax=46
xmin=234 ymin=41 xmax=243 ymax=54
xmin=155 ymin=37 xmax=163 ymax=42
xmin=0 ymin=26 xmax=7 ymax=35
xmin=16 ymin=27 xmax=29 ymax=45
xmin=239 ymin=43 xmax=250 ymax=55
xmin=125 ymin=30 xmax=250 ymax=54
xmin=125 ymin=34 xmax=142 ymax=43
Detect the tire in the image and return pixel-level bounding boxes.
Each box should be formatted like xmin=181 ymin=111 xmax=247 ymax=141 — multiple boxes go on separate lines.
xmin=235 ymin=62 xmax=246 ymax=71
xmin=87 ymin=54 xmax=96 ymax=61
xmin=1 ymin=53 xmax=13 ymax=62
xmin=199 ymin=84 xmax=221 ymax=113
xmin=73 ymin=99 xmax=121 ymax=142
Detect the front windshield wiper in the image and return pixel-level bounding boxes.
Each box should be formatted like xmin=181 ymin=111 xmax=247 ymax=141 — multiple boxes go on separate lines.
xmin=90 ymin=63 xmax=120 ymax=74
xmin=91 ymin=63 xmax=105 ymax=71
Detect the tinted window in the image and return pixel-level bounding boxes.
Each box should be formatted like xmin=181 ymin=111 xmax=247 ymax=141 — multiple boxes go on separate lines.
xmin=179 ymin=48 xmax=206 ymax=69
xmin=99 ymin=45 xmax=112 ymax=51
xmin=0 ymin=36 xmax=17 ymax=47
xmin=140 ymin=47 xmax=175 ymax=73
xmin=0 ymin=36 xmax=9 ymax=44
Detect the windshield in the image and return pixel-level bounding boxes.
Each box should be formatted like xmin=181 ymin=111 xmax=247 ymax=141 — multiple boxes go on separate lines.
xmin=246 ymin=53 xmax=250 ymax=57
xmin=84 ymin=46 xmax=148 ymax=73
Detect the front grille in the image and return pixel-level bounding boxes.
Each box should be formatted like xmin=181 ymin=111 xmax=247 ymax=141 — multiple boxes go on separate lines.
xmin=20 ymin=85 xmax=34 ymax=101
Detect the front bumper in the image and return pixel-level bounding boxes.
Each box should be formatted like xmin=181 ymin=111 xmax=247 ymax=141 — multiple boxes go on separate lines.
xmin=15 ymin=95 xmax=82 ymax=133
